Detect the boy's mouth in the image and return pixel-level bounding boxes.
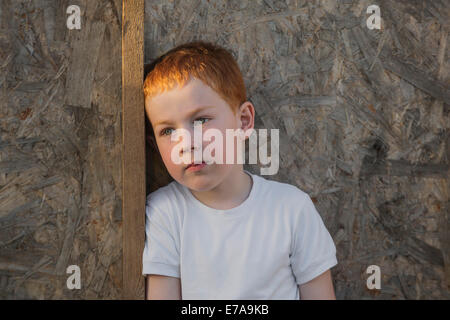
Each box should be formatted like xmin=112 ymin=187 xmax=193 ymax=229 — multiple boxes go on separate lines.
xmin=185 ymin=161 xmax=207 ymax=171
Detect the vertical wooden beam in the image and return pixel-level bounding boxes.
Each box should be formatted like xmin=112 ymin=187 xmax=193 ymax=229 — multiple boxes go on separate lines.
xmin=122 ymin=0 xmax=145 ymax=300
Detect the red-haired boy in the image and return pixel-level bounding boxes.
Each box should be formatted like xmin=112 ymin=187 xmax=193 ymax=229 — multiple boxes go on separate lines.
xmin=142 ymin=41 xmax=337 ymax=300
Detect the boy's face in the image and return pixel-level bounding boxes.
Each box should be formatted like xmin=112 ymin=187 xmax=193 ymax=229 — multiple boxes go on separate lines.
xmin=145 ymin=77 xmax=254 ymax=192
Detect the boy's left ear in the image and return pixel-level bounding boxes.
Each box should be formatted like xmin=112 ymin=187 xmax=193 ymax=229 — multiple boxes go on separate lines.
xmin=238 ymin=101 xmax=255 ymax=139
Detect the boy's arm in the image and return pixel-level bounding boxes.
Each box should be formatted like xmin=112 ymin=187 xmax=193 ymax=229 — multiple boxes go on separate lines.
xmin=146 ymin=274 xmax=182 ymax=300
xmin=298 ymin=269 xmax=336 ymax=300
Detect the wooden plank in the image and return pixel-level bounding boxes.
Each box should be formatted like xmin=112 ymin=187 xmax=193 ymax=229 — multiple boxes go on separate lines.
xmin=122 ymin=0 xmax=145 ymax=300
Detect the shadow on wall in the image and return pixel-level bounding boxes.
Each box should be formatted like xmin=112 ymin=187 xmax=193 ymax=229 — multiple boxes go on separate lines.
xmin=144 ymin=63 xmax=174 ymax=196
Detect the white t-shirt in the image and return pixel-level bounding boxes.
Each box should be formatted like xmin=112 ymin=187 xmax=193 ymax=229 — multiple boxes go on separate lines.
xmin=142 ymin=170 xmax=338 ymax=299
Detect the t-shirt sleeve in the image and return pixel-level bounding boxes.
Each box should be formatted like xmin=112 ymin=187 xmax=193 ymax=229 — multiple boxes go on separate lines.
xmin=290 ymin=193 xmax=338 ymax=285
xmin=142 ymin=201 xmax=180 ymax=278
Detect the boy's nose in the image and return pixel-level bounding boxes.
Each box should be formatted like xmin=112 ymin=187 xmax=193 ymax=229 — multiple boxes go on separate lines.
xmin=181 ymin=144 xmax=201 ymax=157
xmin=174 ymin=125 xmax=204 ymax=162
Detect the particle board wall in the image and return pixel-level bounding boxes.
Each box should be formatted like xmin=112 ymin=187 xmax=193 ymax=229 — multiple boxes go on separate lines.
xmin=0 ymin=0 xmax=448 ymax=301
xmin=144 ymin=0 xmax=450 ymax=299
xmin=0 ymin=0 xmax=124 ymax=299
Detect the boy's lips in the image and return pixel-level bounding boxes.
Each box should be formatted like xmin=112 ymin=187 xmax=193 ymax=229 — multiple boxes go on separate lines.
xmin=185 ymin=161 xmax=207 ymax=171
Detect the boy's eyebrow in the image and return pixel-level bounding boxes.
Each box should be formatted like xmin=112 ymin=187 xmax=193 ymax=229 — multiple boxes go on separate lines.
xmin=154 ymin=105 xmax=215 ymax=127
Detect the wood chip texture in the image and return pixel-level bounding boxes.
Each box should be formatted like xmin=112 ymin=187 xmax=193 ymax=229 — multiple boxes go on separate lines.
xmin=0 ymin=0 xmax=123 ymax=299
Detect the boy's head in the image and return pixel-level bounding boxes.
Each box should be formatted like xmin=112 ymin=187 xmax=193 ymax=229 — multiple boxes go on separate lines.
xmin=143 ymin=41 xmax=255 ymax=192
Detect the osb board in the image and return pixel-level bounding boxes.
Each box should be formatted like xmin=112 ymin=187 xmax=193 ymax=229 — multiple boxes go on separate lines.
xmin=0 ymin=0 xmax=123 ymax=299
xmin=144 ymin=0 xmax=450 ymax=299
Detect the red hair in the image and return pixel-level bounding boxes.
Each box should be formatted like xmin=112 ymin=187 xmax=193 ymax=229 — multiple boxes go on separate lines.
xmin=143 ymin=41 xmax=246 ymax=115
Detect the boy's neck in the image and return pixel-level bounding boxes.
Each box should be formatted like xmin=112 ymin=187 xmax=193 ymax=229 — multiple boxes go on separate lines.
xmin=189 ymin=166 xmax=253 ymax=211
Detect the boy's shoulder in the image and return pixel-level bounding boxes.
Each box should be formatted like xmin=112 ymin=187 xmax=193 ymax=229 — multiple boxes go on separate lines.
xmin=255 ymin=173 xmax=309 ymax=204
xmin=146 ymin=180 xmax=182 ymax=211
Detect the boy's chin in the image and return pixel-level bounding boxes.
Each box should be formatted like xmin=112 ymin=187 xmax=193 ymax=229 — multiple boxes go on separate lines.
xmin=180 ymin=169 xmax=219 ymax=192
xmin=183 ymin=174 xmax=215 ymax=192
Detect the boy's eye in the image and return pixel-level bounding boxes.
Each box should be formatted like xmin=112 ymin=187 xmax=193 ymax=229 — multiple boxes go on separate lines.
xmin=195 ymin=117 xmax=210 ymax=125
xmin=160 ymin=128 xmax=174 ymax=136
xmin=159 ymin=118 xmax=210 ymax=136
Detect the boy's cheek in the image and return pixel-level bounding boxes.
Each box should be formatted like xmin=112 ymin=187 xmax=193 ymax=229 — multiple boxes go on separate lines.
xmin=160 ymin=148 xmax=174 ymax=165
xmin=160 ymin=148 xmax=183 ymax=172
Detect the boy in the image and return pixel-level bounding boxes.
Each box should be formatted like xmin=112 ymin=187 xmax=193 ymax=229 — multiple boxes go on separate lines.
xmin=142 ymin=41 xmax=338 ymax=300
